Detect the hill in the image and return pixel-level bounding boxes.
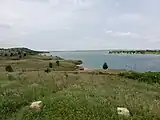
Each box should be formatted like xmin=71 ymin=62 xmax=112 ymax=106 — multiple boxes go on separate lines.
xmin=0 ymin=47 xmax=49 ymax=56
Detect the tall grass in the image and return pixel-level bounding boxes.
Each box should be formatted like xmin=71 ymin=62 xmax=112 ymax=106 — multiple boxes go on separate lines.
xmin=1 ymin=72 xmax=160 ymax=120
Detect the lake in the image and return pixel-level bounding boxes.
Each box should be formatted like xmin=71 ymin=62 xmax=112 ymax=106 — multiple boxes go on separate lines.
xmin=49 ymin=51 xmax=160 ymax=72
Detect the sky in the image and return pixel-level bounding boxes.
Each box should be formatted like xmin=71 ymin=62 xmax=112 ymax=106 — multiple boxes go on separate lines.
xmin=0 ymin=0 xmax=160 ymax=51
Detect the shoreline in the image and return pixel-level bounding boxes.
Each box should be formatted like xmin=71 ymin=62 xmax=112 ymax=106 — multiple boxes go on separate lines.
xmin=108 ymin=53 xmax=160 ymax=55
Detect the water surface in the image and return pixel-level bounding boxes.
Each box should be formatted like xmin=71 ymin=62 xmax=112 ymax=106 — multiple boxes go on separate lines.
xmin=49 ymin=51 xmax=160 ymax=72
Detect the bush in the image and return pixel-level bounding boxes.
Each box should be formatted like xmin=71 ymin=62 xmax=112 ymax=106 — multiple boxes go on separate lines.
xmin=7 ymin=74 xmax=16 ymax=81
xmin=24 ymin=53 xmax=27 ymax=57
xmin=56 ymin=60 xmax=60 ymax=66
xmin=44 ymin=68 xmax=51 ymax=73
xmin=5 ymin=65 xmax=14 ymax=72
xmin=19 ymin=55 xmax=22 ymax=59
xmin=119 ymin=72 xmax=160 ymax=84
xmin=103 ymin=62 xmax=108 ymax=70
xmin=49 ymin=62 xmax=53 ymax=68
xmin=10 ymin=53 xmax=14 ymax=57
xmin=73 ymin=60 xmax=83 ymax=65
xmin=4 ymin=53 xmax=8 ymax=57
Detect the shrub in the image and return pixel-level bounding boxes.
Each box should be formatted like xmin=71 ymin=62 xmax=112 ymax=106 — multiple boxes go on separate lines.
xmin=5 ymin=65 xmax=14 ymax=72
xmin=44 ymin=68 xmax=51 ymax=73
xmin=10 ymin=53 xmax=14 ymax=57
xmin=119 ymin=72 xmax=160 ymax=84
xmin=24 ymin=53 xmax=27 ymax=57
xmin=103 ymin=62 xmax=108 ymax=70
xmin=7 ymin=74 xmax=16 ymax=81
xmin=49 ymin=62 xmax=53 ymax=68
xmin=4 ymin=53 xmax=8 ymax=57
xmin=56 ymin=60 xmax=60 ymax=66
xmin=74 ymin=60 xmax=83 ymax=65
xmin=19 ymin=55 xmax=22 ymax=59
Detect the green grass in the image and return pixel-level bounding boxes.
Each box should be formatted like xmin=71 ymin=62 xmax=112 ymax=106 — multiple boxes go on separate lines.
xmin=0 ymin=55 xmax=81 ymax=72
xmin=119 ymin=71 xmax=160 ymax=84
xmin=1 ymin=54 xmax=160 ymax=119
xmin=1 ymin=71 xmax=160 ymax=120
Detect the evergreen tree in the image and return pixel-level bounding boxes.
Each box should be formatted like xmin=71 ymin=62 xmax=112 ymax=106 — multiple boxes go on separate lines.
xmin=103 ymin=62 xmax=108 ymax=70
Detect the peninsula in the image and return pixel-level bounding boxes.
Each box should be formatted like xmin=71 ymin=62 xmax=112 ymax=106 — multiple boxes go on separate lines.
xmin=108 ymin=49 xmax=160 ymax=55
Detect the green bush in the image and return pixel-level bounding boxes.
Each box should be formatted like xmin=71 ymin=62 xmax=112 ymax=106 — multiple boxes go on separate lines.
xmin=119 ymin=71 xmax=160 ymax=84
xmin=23 ymin=53 xmax=27 ymax=57
xmin=5 ymin=65 xmax=14 ymax=72
xmin=49 ymin=62 xmax=53 ymax=68
xmin=4 ymin=53 xmax=8 ymax=57
xmin=44 ymin=68 xmax=51 ymax=73
xmin=56 ymin=60 xmax=60 ymax=66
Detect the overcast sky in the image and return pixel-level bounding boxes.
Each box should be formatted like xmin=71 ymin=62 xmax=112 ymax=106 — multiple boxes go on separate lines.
xmin=0 ymin=0 xmax=160 ymax=50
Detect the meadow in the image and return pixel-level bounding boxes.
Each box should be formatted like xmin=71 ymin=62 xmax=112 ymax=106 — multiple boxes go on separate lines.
xmin=1 ymin=48 xmax=160 ymax=120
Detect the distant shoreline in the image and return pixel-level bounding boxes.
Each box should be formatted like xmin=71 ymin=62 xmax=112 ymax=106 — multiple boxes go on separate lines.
xmin=108 ymin=50 xmax=160 ymax=55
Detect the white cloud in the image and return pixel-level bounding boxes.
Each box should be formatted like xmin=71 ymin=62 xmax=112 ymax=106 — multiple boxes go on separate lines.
xmin=104 ymin=30 xmax=160 ymax=44
xmin=105 ymin=30 xmax=113 ymax=33
xmin=105 ymin=30 xmax=140 ymax=38
xmin=114 ymin=32 xmax=140 ymax=38
xmin=0 ymin=0 xmax=160 ymax=50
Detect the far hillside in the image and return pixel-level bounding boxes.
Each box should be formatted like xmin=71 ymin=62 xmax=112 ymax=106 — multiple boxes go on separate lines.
xmin=0 ymin=47 xmax=49 ymax=56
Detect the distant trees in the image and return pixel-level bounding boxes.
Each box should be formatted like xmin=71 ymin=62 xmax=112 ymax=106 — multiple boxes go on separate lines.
xmin=0 ymin=47 xmax=47 ymax=57
xmin=108 ymin=50 xmax=160 ymax=54
xmin=103 ymin=62 xmax=108 ymax=70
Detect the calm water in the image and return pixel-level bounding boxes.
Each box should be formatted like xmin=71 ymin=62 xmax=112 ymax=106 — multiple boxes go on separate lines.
xmin=49 ymin=51 xmax=160 ymax=72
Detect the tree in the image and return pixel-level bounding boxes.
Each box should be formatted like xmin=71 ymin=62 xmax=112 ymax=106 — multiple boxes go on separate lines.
xmin=56 ymin=60 xmax=60 ymax=66
xmin=103 ymin=62 xmax=108 ymax=70
xmin=49 ymin=62 xmax=53 ymax=68
xmin=10 ymin=53 xmax=14 ymax=57
xmin=18 ymin=51 xmax=21 ymax=55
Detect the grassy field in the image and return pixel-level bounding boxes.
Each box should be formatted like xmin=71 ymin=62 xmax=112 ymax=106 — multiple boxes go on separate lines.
xmin=1 ymin=55 xmax=160 ymax=120
xmin=0 ymin=55 xmax=82 ymax=72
